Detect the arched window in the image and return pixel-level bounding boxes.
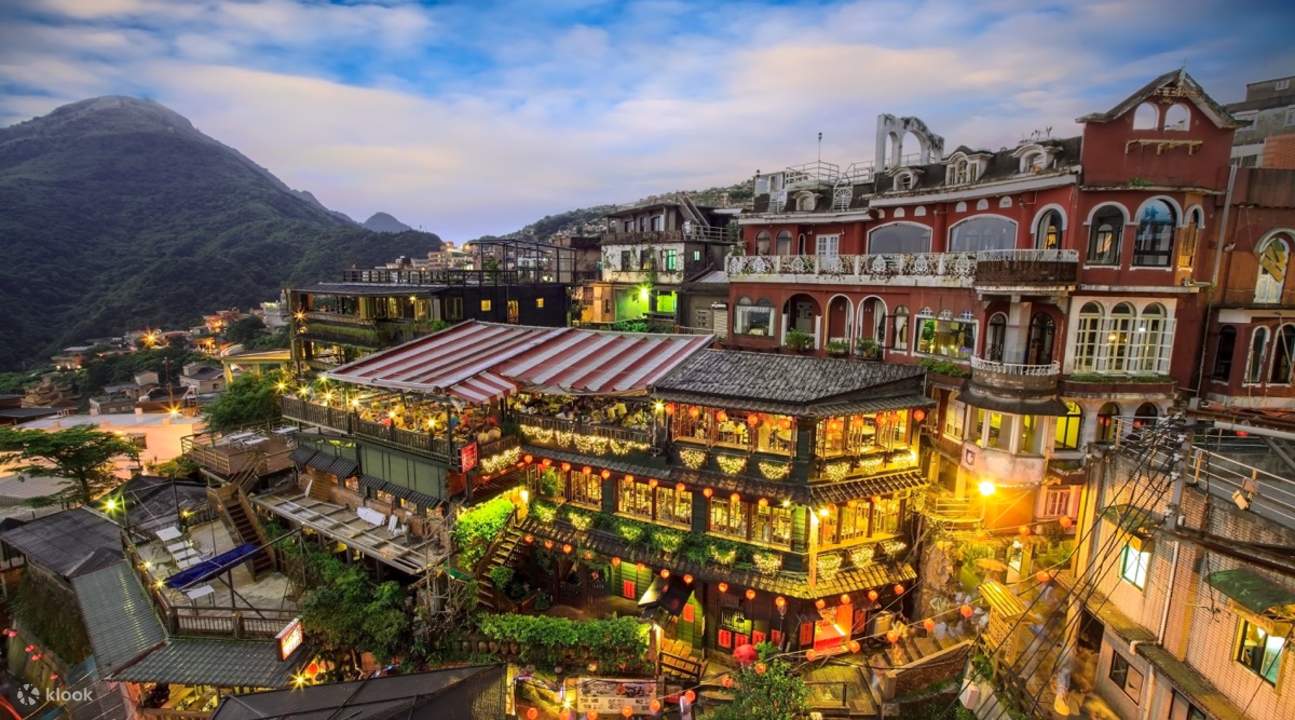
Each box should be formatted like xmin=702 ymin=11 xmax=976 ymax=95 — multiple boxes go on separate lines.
xmin=1271 ymin=324 xmax=1295 ymax=384
xmin=1163 ymin=104 xmax=1190 ymax=131
xmin=1087 ymin=205 xmax=1124 ymax=265
xmin=1035 ymin=210 xmax=1062 ymax=250
xmin=1133 ymin=103 xmax=1158 ymax=130
xmin=1255 ymin=233 xmax=1291 ymax=303
xmin=1055 ymin=401 xmax=1083 ymax=450
xmin=868 ymin=223 xmax=932 ymax=254
xmin=796 ymin=193 xmax=816 ymax=212
xmin=950 ymin=216 xmax=1017 ymax=252
xmin=1026 ymin=313 xmax=1056 ymax=365
xmin=833 ymin=187 xmax=852 ymax=211
xmin=893 ymin=171 xmax=916 ymax=191
xmin=1136 ymin=303 xmax=1168 ymax=374
xmin=1177 ymin=207 xmax=1203 ymax=269
xmin=1074 ymin=302 xmax=1103 ymax=371
xmin=1245 ymin=327 xmax=1269 ymax=384
xmin=893 ymin=306 xmax=910 ymax=351
xmin=734 ymin=297 xmax=775 ymax=337
xmin=1097 ymin=402 xmax=1121 ymax=443
xmin=756 ymin=231 xmax=771 ymax=256
xmin=986 ymin=313 xmax=1007 ymax=362
xmin=1107 ymin=303 xmax=1136 ymax=373
xmin=1211 ymin=326 xmax=1237 ymax=381
xmin=1133 ymin=403 xmax=1159 ymax=428
xmin=1133 ymin=199 xmax=1176 ymax=267
xmin=776 ymin=230 xmax=793 ymax=256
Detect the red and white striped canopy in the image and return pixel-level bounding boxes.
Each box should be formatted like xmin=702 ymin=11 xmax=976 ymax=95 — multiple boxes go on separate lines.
xmin=327 ymin=321 xmax=712 ymax=404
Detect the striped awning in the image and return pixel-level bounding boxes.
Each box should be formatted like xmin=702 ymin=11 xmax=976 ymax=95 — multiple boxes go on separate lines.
xmin=327 ymin=321 xmax=713 ymax=404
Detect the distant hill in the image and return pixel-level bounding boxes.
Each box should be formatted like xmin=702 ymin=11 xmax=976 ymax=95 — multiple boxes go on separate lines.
xmin=362 ymin=212 xmax=413 ymax=233
xmin=0 ymin=96 xmax=442 ymax=369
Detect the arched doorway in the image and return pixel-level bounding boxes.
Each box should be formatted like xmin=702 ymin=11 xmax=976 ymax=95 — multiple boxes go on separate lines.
xmin=858 ymin=297 xmax=888 ymax=347
xmin=1097 ymin=402 xmax=1121 ymax=443
xmin=986 ymin=313 xmax=1007 ymax=362
xmin=1025 ymin=313 xmax=1057 ymax=365
xmin=826 ymin=296 xmax=852 ymax=345
xmin=783 ymin=294 xmax=821 ymax=346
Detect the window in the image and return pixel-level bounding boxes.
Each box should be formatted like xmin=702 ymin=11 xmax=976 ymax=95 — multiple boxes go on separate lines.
xmin=1132 ymin=102 xmax=1158 ymax=130
xmin=1247 ymin=327 xmax=1270 ymax=383
xmin=1133 ymin=200 xmax=1176 ymax=267
xmin=1236 ymin=620 xmax=1285 ymax=685
xmin=734 ymin=298 xmax=774 ymax=336
xmin=1170 ymin=690 xmax=1206 ymax=720
xmin=1255 ymin=234 xmax=1290 ymax=303
xmin=943 ymin=394 xmax=966 ymax=441
xmin=893 ymin=171 xmax=915 ymax=191
xmin=986 ymin=313 xmax=1007 ymax=362
xmin=535 ymin=297 xmax=545 ymax=309
xmin=1042 ymin=486 xmax=1072 ymax=517
xmin=621 ymin=249 xmax=633 ymax=269
xmin=1026 ymin=313 xmax=1056 ymax=365
xmin=1036 ymin=210 xmax=1062 ymax=250
xmin=570 ymin=469 xmax=602 ymax=507
xmin=916 ymin=317 xmax=976 ymax=360
xmin=756 ymin=231 xmax=771 ymax=256
xmin=776 ymin=230 xmax=792 ymax=255
xmin=868 ymin=223 xmax=932 ymax=254
xmin=1212 ymin=326 xmax=1237 ymax=380
xmin=1287 ymin=108 xmax=1295 ymax=127
xmin=893 ymin=306 xmax=910 ymax=351
xmin=1177 ymin=208 xmax=1202 ymax=269
xmin=655 ymin=486 xmax=692 ymax=528
xmin=480 ymin=298 xmax=493 ymax=312
xmin=1017 ymin=414 xmax=1041 ymax=454
xmin=1135 ymin=303 xmax=1169 ymax=374
xmin=507 ymin=299 xmax=519 ymax=323
xmin=985 ymin=411 xmax=1009 ymax=450
xmin=816 ymin=234 xmax=842 ymax=272
xmin=1055 ymin=401 xmax=1082 ymax=450
xmin=796 ymin=193 xmax=816 ymax=212
xmin=1120 ymin=543 xmax=1150 ymax=589
xmin=1097 ymin=402 xmax=1120 ymax=442
xmin=446 ymin=296 xmax=463 ymax=321
xmin=692 ymin=250 xmax=702 ymax=262
xmin=1163 ymin=104 xmax=1190 ymax=131
xmin=833 ymin=188 xmax=852 ymax=211
xmin=1109 ymin=650 xmax=1145 ymax=701
xmin=950 ymin=216 xmax=1017 ymax=252
xmin=1270 ymin=324 xmax=1295 ymax=384
xmin=618 ymin=478 xmax=653 ymax=520
xmin=1279 ymin=79 xmax=1292 ymax=91
xmin=710 ymin=495 xmax=747 ymax=538
xmin=752 ymin=504 xmax=792 ymax=546
xmin=662 ymin=249 xmax=679 ymax=272
xmin=1074 ymin=303 xmax=1103 ymax=371
xmin=1087 ymin=206 xmax=1124 ymax=265
xmin=1103 ymin=303 xmax=1135 ymax=372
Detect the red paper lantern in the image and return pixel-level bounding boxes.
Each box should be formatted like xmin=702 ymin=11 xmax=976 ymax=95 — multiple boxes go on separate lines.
xmin=1036 ymin=570 xmax=1051 ymax=584
xmin=582 ymin=466 xmax=592 ymax=474
xmin=840 ymin=593 xmax=851 ymax=605
xmin=649 ymin=699 xmax=662 ymax=713
xmin=524 ymin=534 xmax=535 ymax=544
xmin=893 ymin=584 xmax=905 ymax=596
xmin=867 ymin=589 xmax=879 ymax=603
xmin=684 ymin=689 xmax=697 ymax=704
xmin=660 ymin=568 xmax=670 ymax=579
xmin=611 ymin=556 xmax=621 ymax=566
xmin=306 ymin=662 xmax=319 ymax=676
xmin=527 ymin=708 xmax=539 ymax=720
xmin=561 ymin=462 xmax=572 ymax=471
xmin=1019 ymin=524 xmax=1031 ymax=536
xmin=524 ymin=454 xmax=534 ymax=464
xmin=1059 ymin=515 xmax=1074 ymax=529
xmin=960 ymin=604 xmax=975 ymax=619
xmin=913 ymin=408 xmax=927 ymax=423
xmin=716 ymin=410 xmax=728 ymax=423
xmin=688 ymin=407 xmax=701 ymax=419
xmin=541 ymin=458 xmax=552 ymax=468
xmin=718 ymin=582 xmax=729 ymax=593
xmin=747 ymin=413 xmax=759 ymax=427
xmin=637 ymin=562 xmax=646 ymax=571
xmin=886 ymin=630 xmax=900 ymax=644
xmin=733 ymin=642 xmax=758 ymax=666
xmin=848 ymin=640 xmax=862 ymax=654
xmin=923 ymin=618 xmax=937 ymax=632
xmin=562 ymin=543 xmax=573 ymax=554
xmin=544 ymin=539 xmax=554 ymax=550
xmin=601 ymin=469 xmax=611 ymax=479
xmin=806 ymin=649 xmax=819 ymax=661
xmin=702 ymin=488 xmax=713 ymax=498
xmin=665 ymin=403 xmax=676 ymax=415
xmin=587 ymin=712 xmax=598 ymax=720
xmin=683 ymin=574 xmax=694 ymax=584
xmin=781 ymin=418 xmax=792 ymax=430
xmin=730 ymin=492 xmax=741 ymax=502
xmin=745 ymin=588 xmax=756 ymax=601
xmin=676 ymin=482 xmax=686 ymax=492
xmin=815 ymin=598 xmax=827 ymax=610
xmin=648 ymin=478 xmax=659 ymax=488
xmin=625 ymin=474 xmax=635 ymax=483
xmin=774 ymin=595 xmax=786 ymax=609
xmin=722 ymin=675 xmax=735 ymax=689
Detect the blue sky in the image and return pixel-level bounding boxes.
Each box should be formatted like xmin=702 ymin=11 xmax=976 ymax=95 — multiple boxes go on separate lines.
xmin=1 ymin=0 xmax=1293 ymax=240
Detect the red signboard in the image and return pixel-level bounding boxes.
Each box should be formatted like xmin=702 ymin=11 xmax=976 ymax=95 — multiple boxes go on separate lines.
xmin=276 ymin=617 xmax=303 ymax=660
xmin=460 ymin=442 xmax=478 ymax=472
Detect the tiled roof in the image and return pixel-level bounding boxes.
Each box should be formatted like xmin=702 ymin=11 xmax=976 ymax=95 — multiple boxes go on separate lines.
xmin=0 ymin=508 xmax=122 ymax=579
xmin=653 ymin=349 xmax=925 ymax=416
xmin=112 ymin=637 xmax=302 ymax=688
xmin=1078 ymin=68 xmax=1243 ymax=129
xmin=304 ymin=451 xmax=358 ymax=479
xmin=72 ymin=561 xmax=166 ymax=676
xmin=808 ymin=471 xmax=929 ymax=505
xmin=517 ymin=516 xmax=914 ymax=599
xmin=672 ymin=468 xmax=926 ymax=505
xmin=522 ymin=445 xmax=669 ymax=480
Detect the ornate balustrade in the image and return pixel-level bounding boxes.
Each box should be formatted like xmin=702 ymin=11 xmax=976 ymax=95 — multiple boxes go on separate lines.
xmin=727 ymin=249 xmax=1079 ymax=289
xmin=969 ymin=357 xmax=1061 ymax=377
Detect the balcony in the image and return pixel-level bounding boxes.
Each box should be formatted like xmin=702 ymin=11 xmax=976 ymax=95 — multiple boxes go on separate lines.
xmin=969 ymin=357 xmax=1061 ymax=395
xmin=280 ymin=396 xmax=454 ymax=461
xmin=972 ymin=249 xmax=1078 ymax=291
xmin=727 ymin=252 xmax=978 ymax=287
xmin=960 ymin=442 xmax=1048 ymax=487
xmin=600 ymin=226 xmax=735 ymax=245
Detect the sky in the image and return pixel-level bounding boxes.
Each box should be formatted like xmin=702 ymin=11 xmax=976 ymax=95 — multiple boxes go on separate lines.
xmin=1 ymin=0 xmax=1294 ymax=241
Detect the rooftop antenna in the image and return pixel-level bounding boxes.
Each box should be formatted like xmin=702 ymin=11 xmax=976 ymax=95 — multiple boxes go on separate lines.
xmin=817 ymin=132 xmax=823 ymax=165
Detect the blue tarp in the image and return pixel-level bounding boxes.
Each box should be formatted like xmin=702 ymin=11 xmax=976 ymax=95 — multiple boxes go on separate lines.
xmin=164 ymin=543 xmax=259 ymax=589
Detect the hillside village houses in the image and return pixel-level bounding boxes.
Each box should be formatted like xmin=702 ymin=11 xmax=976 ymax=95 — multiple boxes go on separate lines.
xmin=4 ymin=70 xmax=1295 ymax=720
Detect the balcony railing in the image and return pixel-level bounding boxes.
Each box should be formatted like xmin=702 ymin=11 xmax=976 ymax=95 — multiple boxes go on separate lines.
xmin=281 ymin=397 xmax=453 ymax=459
xmin=727 ymin=249 xmax=1078 ymax=288
xmin=518 ymin=416 xmax=653 ymax=452
xmin=339 ymin=267 xmax=556 ymax=285
xmin=970 ymin=357 xmax=1060 ymax=377
xmin=973 ymin=248 xmax=1079 ymax=287
xmin=600 ymin=226 xmax=736 ymax=245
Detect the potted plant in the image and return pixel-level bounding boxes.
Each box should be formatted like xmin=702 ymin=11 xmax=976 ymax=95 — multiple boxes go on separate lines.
xmin=784 ymin=328 xmax=813 ymax=353
xmin=855 ymin=337 xmax=881 ymax=360
xmin=826 ymin=339 xmax=849 ymax=357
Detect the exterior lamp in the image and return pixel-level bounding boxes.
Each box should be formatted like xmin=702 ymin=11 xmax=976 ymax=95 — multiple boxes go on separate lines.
xmin=978 ymin=479 xmax=996 ymax=497
xmin=817 ymin=506 xmax=831 ymax=518
xmin=912 ymin=408 xmax=927 ymax=423
xmin=653 ymin=400 xmax=665 ymax=413
xmin=638 ymin=285 xmax=651 ymax=302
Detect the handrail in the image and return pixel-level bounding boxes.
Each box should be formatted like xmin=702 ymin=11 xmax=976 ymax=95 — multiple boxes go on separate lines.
xmin=518 ymin=416 xmax=652 ymax=445
xmin=970 ymin=356 xmax=1061 ymax=376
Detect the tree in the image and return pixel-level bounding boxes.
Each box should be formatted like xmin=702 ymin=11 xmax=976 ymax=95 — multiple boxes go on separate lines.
xmin=224 ymin=315 xmax=266 ymax=345
xmin=0 ymin=424 xmax=139 ymax=505
xmin=203 ymin=371 xmax=281 ymax=431
xmin=705 ymin=644 xmax=808 ymax=720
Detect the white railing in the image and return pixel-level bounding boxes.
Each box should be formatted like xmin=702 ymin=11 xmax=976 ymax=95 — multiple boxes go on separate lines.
xmin=970 ymin=356 xmax=1061 ymax=376
xmin=783 ymin=160 xmax=841 ymax=185
xmin=727 ymin=249 xmax=1080 ymax=286
xmin=975 ymin=248 xmax=1079 ymax=263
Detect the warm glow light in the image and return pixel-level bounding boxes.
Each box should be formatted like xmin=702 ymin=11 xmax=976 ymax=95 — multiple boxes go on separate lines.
xmin=167 ymin=405 xmax=181 ymax=418
xmin=718 ymin=582 xmax=729 ymax=593
xmin=818 ymin=506 xmax=831 ymax=518
xmin=978 ymin=480 xmax=997 ymax=497
xmin=745 ymin=588 xmax=756 ymax=601
xmin=653 ymin=400 xmax=665 ymax=413
xmin=102 ymin=497 xmax=119 ymax=512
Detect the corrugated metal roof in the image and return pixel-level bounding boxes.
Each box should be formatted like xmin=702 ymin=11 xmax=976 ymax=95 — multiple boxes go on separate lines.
xmin=1206 ymin=567 xmax=1295 ymax=617
xmin=112 ymin=637 xmax=301 ymax=688
xmin=0 ymin=508 xmax=122 ymax=579
xmin=327 ymin=321 xmax=712 ymax=403
xmin=72 ymin=561 xmax=166 ymax=676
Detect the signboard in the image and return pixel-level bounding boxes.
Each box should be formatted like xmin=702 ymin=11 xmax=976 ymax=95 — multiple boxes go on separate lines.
xmin=575 ymin=677 xmax=658 ymax=715
xmin=276 ymin=617 xmax=304 ymax=660
xmin=460 ymin=442 xmax=478 ymax=472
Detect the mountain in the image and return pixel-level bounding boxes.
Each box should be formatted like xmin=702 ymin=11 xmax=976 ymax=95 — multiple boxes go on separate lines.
xmin=0 ymin=96 xmax=442 ymax=369
xmin=362 ymin=212 xmax=412 ymax=233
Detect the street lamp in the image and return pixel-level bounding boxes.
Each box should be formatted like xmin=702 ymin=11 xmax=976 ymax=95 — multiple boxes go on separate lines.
xmin=978 ymin=479 xmax=997 ymax=497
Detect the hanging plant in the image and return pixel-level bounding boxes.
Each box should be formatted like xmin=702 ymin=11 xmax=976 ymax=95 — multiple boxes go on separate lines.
xmin=849 ymin=546 xmax=876 ymax=568
xmin=480 ymin=446 xmax=522 ymax=475
xmin=716 ymin=455 xmax=748 ymax=475
xmin=564 ymin=507 xmax=594 ymax=531
xmin=708 ymin=542 xmax=739 ymax=566
xmin=757 ymin=461 xmax=792 ymax=481
xmin=678 ymin=448 xmax=706 ymax=469
xmin=817 ymin=552 xmax=843 ymax=580
xmin=752 ymin=551 xmax=783 ymax=576
xmin=821 ymin=460 xmax=851 ymax=482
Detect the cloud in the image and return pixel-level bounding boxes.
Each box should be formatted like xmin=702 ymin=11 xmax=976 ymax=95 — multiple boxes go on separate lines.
xmin=0 ymin=0 xmax=1292 ymax=239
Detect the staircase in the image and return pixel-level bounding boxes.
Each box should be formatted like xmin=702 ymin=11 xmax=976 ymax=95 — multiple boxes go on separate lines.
xmin=676 ymin=192 xmax=710 ymax=230
xmin=208 ymin=484 xmax=275 ymax=578
xmin=923 ymin=490 xmax=981 ymax=529
xmin=475 ymin=525 xmax=523 ymax=612
xmin=866 ymin=630 xmax=974 ymax=708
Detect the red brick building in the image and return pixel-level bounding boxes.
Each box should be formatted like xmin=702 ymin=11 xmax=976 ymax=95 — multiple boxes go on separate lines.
xmin=722 ymin=70 xmax=1290 ymax=532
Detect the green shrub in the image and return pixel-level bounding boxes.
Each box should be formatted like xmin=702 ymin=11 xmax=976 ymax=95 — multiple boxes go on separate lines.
xmin=477 ymin=614 xmax=649 ymax=670
xmin=488 ymin=565 xmax=514 ymax=589
xmin=649 ymin=527 xmax=685 ymax=554
xmin=529 ymin=499 xmax=557 ymax=524
xmin=453 ymin=496 xmax=515 ymax=569
xmin=784 ymin=328 xmax=812 ymax=351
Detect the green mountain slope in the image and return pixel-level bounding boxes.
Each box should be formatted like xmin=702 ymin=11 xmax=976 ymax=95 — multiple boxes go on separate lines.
xmin=0 ymin=96 xmax=441 ymax=369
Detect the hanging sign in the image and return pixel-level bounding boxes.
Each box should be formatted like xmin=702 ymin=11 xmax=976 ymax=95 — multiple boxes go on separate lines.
xmin=277 ymin=617 xmax=304 ymax=660
xmin=460 ymin=442 xmax=478 ymax=472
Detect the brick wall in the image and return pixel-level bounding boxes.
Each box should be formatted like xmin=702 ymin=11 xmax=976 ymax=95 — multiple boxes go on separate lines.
xmin=1261 ymin=133 xmax=1295 ymax=170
